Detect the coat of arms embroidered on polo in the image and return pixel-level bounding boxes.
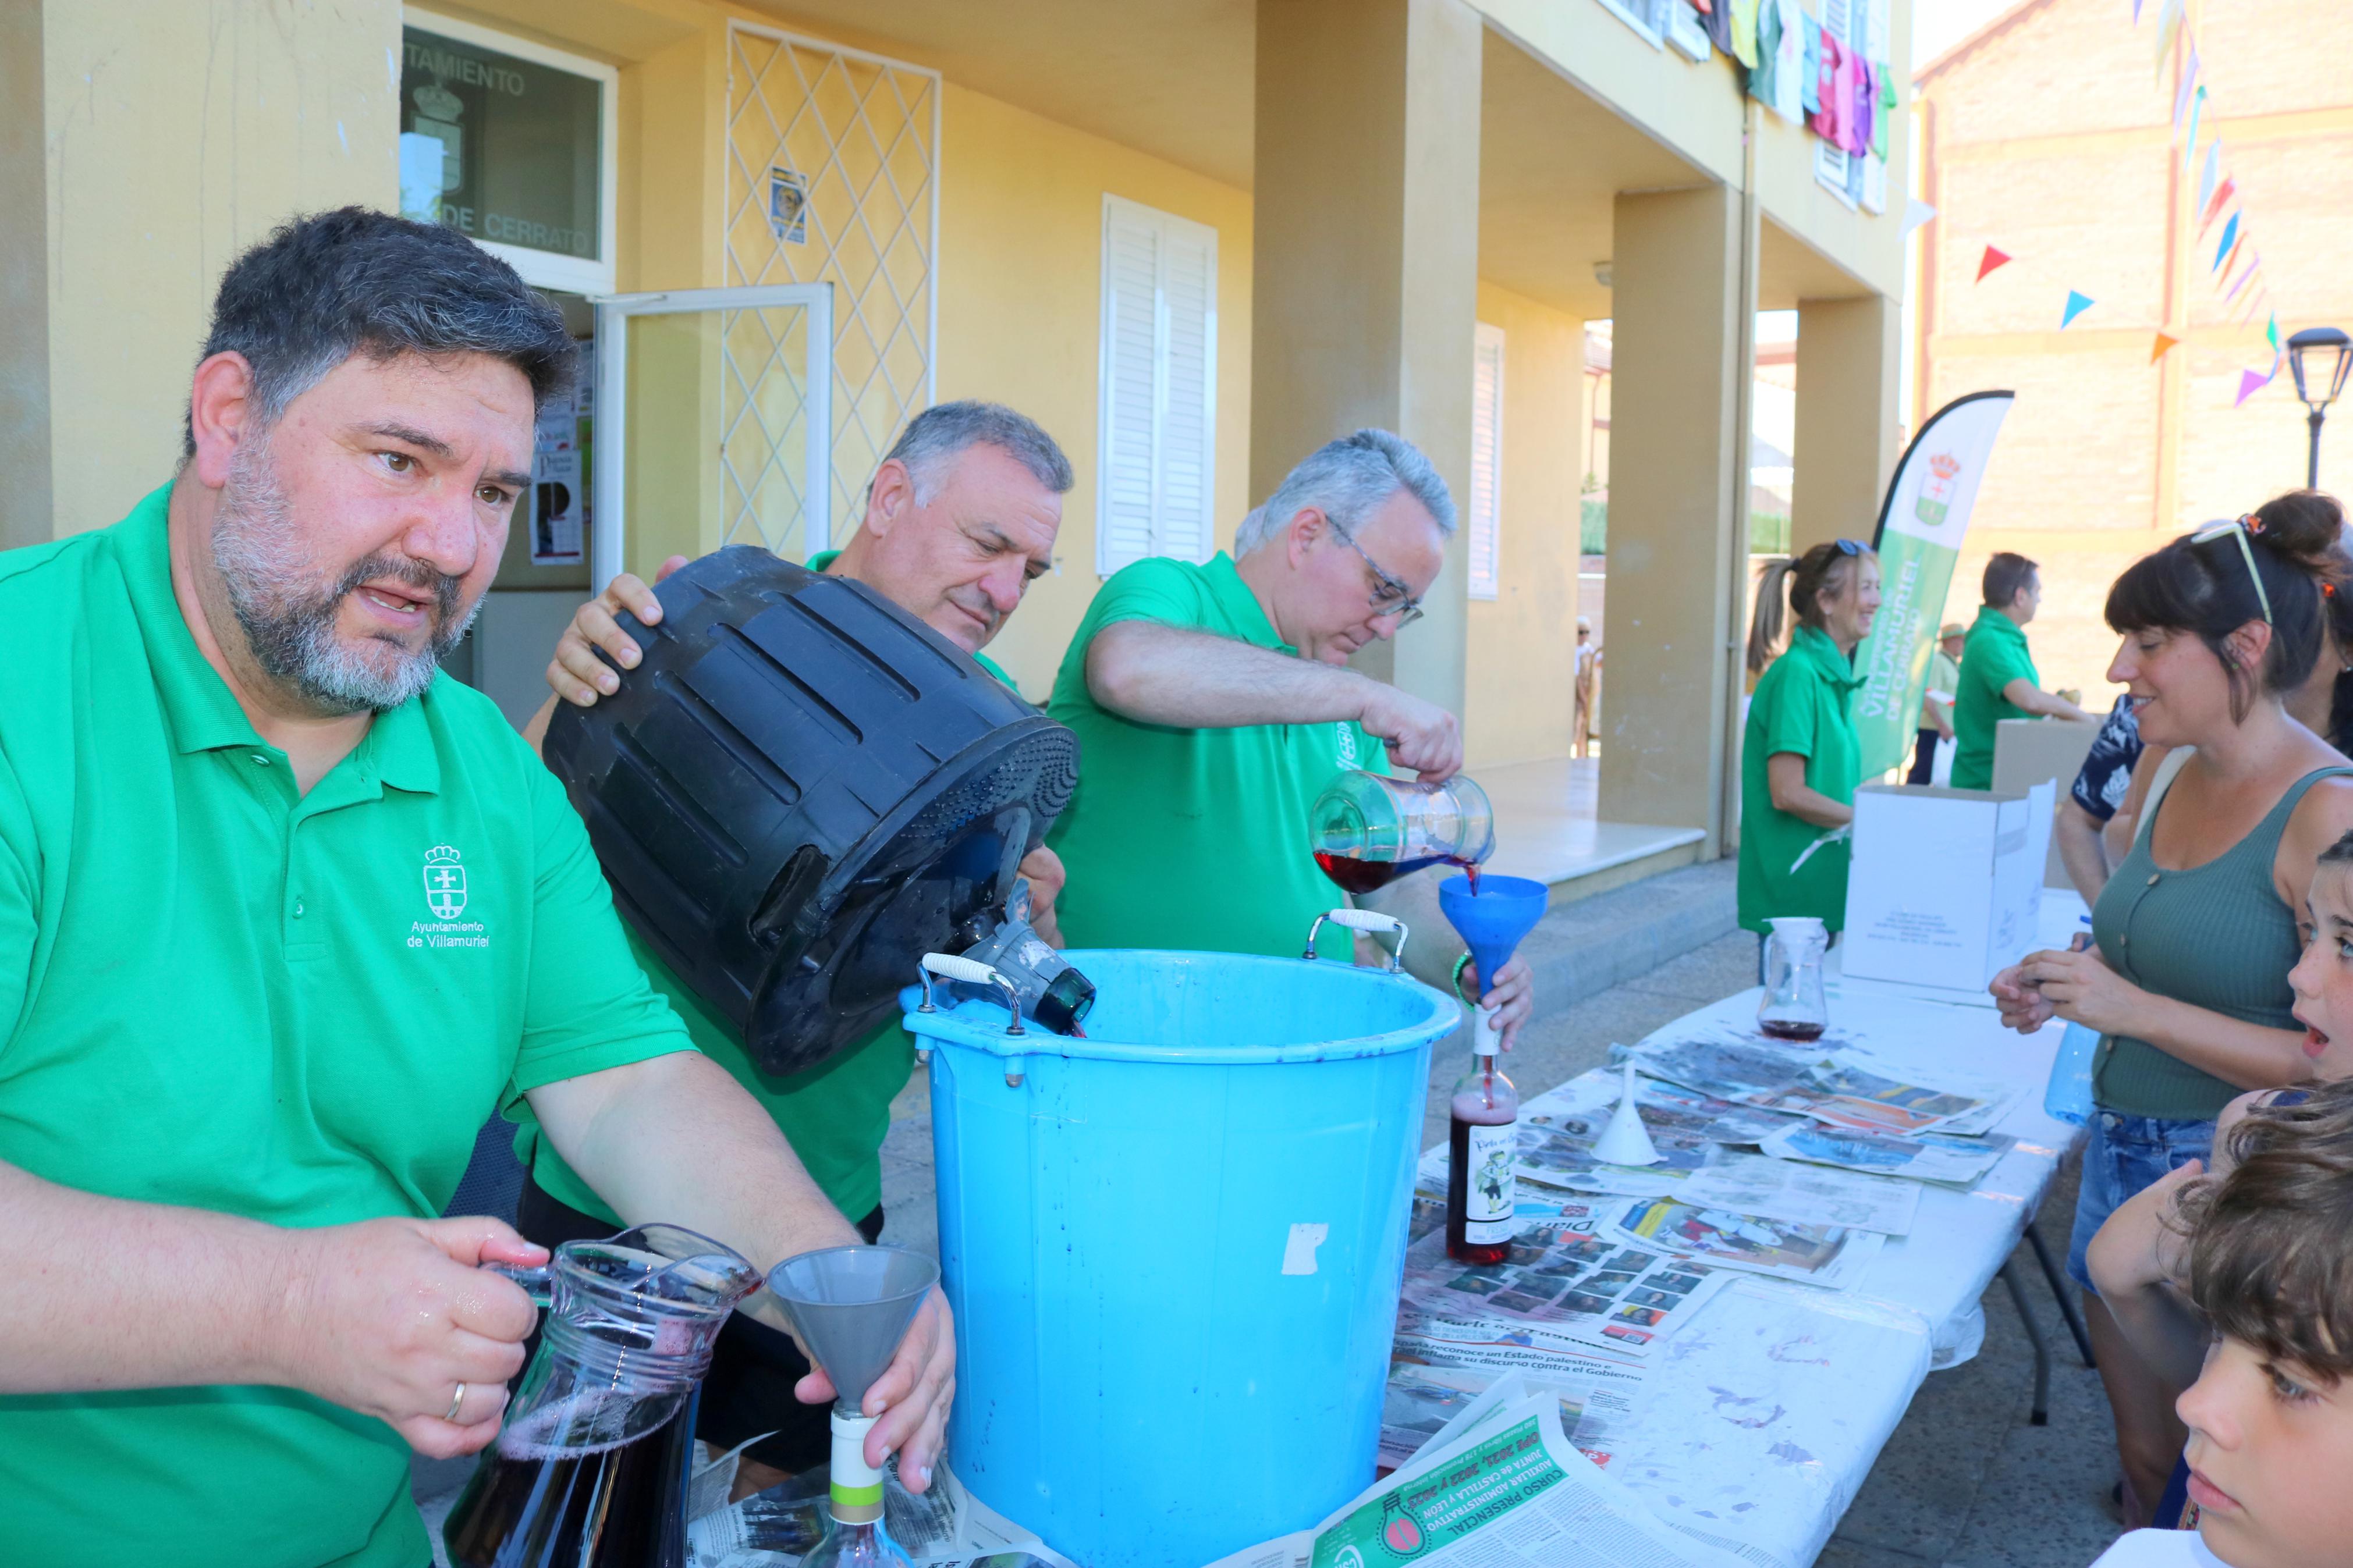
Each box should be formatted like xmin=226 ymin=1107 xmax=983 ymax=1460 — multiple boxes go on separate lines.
xmin=424 ymin=845 xmax=468 ymax=920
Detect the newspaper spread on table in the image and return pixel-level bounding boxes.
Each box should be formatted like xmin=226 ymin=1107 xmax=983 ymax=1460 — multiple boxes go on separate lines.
xmin=1608 ymin=1196 xmax=1886 ymax=1289
xmin=1759 ymin=1119 xmax=2014 ymax=1187
xmin=1632 ymin=1031 xmax=1996 ymax=1137
xmin=1400 ymin=1205 xmax=1736 ymax=1356
xmin=1209 ymin=1378 xmax=1750 ymax=1568
xmin=686 ymin=1458 xmax=1071 ymax=1568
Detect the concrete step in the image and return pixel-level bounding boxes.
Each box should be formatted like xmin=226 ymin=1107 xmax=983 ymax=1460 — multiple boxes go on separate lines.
xmin=1516 ymin=855 xmax=1738 ymax=1012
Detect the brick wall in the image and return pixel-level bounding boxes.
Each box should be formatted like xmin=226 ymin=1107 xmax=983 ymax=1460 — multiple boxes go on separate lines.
xmin=1917 ymin=0 xmax=2353 ymax=706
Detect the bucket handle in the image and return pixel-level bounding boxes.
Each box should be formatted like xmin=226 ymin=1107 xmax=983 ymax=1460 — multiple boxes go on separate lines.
xmin=915 ymin=952 xmax=1027 ymax=1039
xmin=1304 ymin=909 xmax=1409 ymax=973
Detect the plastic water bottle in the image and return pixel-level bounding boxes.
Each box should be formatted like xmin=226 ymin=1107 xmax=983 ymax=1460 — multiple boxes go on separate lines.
xmin=2043 ymin=1022 xmax=2100 ymax=1126
xmin=2040 ymin=916 xmax=2099 ymax=1125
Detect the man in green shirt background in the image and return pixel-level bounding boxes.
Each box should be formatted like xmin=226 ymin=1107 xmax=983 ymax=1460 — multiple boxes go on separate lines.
xmin=523 ymin=400 xmax=1071 ymax=1494
xmin=1046 ymin=429 xmax=1532 ymax=1043
xmin=1951 ymin=551 xmax=2094 ymax=789
xmin=0 ymin=209 xmax=954 ymax=1568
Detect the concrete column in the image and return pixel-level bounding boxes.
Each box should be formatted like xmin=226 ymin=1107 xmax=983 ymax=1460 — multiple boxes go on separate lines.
xmin=1791 ymin=294 xmax=1903 ymax=552
xmin=1598 ymin=184 xmax=1747 ymax=851
xmin=1250 ymin=0 xmax=1482 ymax=718
xmin=9 ymin=0 xmax=397 ymax=541
xmin=0 ymin=0 xmax=49 ymax=552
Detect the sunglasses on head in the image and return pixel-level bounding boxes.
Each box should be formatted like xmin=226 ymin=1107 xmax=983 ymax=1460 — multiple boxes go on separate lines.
xmin=2189 ymin=517 xmax=2274 ymax=627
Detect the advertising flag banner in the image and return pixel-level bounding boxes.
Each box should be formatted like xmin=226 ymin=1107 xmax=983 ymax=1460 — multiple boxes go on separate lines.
xmin=1851 ymin=392 xmax=2017 ymax=778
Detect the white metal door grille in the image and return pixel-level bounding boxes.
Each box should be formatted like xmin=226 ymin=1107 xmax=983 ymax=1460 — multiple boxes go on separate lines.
xmin=727 ymin=23 xmax=940 ymax=536
xmin=719 ymin=304 xmax=814 ymax=555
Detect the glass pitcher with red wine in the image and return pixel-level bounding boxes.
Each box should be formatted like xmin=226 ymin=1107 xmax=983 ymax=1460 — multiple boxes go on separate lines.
xmin=1310 ymin=770 xmax=1496 ymax=895
xmin=1757 ymin=916 xmax=1831 ymax=1041
xmin=443 ymin=1224 xmax=764 ymax=1568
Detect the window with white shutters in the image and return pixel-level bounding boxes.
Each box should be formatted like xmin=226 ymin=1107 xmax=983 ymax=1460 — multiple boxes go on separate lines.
xmin=1096 ymin=195 xmax=1218 ymax=577
xmin=1467 ymin=322 xmax=1504 ymax=602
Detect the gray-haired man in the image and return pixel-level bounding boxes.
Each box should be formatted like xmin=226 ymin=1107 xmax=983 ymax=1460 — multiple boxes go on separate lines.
xmin=520 ymin=399 xmax=1072 ymax=1496
xmin=1044 ymin=429 xmax=1532 ymax=1037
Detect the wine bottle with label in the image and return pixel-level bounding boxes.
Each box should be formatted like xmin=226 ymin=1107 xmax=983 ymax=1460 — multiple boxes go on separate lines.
xmin=1446 ymin=1009 xmax=1518 ymax=1264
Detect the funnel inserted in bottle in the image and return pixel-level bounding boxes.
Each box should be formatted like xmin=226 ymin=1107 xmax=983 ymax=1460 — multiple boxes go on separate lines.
xmin=767 ymin=1245 xmax=939 ymax=1411
xmin=1438 ymin=873 xmax=1549 ymax=990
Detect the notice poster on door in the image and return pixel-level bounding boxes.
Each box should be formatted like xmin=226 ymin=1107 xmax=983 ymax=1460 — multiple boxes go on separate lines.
xmin=530 ymin=344 xmax=588 ymax=566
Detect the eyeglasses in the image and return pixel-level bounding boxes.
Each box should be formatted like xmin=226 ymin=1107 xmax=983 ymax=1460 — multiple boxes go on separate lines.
xmin=1832 ymin=538 xmax=1868 ymax=556
xmin=2190 ymin=518 xmax=2274 ymax=626
xmin=1335 ymin=530 xmax=1426 ymax=628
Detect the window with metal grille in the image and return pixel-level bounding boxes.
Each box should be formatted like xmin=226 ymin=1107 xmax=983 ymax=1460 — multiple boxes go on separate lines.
xmin=1096 ymin=195 xmax=1218 ymax=577
xmin=1468 ymin=322 xmax=1504 ymax=602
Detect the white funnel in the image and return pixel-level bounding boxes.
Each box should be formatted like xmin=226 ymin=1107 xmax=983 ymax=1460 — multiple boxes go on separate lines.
xmin=1592 ymin=1059 xmax=1662 ymax=1167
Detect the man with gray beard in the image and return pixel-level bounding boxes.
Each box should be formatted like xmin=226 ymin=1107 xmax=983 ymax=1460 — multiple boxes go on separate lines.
xmin=0 ymin=208 xmax=955 ymax=1568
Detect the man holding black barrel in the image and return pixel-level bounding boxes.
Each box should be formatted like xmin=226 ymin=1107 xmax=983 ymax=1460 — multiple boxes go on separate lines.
xmin=525 ymin=399 xmax=1074 ymax=1496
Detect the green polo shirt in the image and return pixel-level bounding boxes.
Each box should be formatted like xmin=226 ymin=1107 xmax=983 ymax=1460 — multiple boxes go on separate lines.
xmin=518 ymin=549 xmax=1017 ymax=1229
xmin=1951 ymin=606 xmax=2040 ymax=790
xmin=1738 ymin=625 xmax=1865 ymax=932
xmin=0 ymin=485 xmax=695 ymax=1568
xmin=1045 ymin=552 xmax=1389 ymax=958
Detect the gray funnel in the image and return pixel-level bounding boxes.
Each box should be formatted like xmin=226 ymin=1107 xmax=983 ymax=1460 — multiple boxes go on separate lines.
xmin=767 ymin=1245 xmax=939 ymax=1409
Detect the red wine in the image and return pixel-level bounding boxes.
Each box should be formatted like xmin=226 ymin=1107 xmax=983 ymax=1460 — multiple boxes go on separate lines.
xmin=1312 ymin=852 xmax=1477 ymax=895
xmin=1446 ymin=1083 xmax=1517 ymax=1264
xmin=445 ymin=1393 xmax=693 ymax=1568
xmin=1758 ymin=1018 xmax=1826 ymax=1041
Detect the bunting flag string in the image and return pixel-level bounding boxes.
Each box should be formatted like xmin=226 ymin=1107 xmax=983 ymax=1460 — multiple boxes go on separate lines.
xmin=1953 ymin=3 xmax=2281 ymax=408
xmin=2133 ymin=0 xmax=2282 ymax=406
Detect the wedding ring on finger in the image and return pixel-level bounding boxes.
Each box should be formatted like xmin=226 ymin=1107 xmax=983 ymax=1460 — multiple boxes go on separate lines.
xmin=445 ymin=1382 xmax=467 ymax=1424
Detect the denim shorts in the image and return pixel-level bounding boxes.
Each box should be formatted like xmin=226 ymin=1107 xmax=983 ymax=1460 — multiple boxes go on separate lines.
xmin=2067 ymin=1111 xmax=2214 ymax=1294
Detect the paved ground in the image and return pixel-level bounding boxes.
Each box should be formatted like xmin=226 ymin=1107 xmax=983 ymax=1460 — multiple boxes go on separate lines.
xmin=876 ymin=929 xmax=2131 ymax=1568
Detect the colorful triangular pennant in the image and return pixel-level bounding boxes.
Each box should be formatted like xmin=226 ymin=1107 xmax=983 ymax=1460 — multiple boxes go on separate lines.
xmin=2236 ymin=367 xmax=2274 ymax=407
xmin=2267 ymin=313 xmax=2281 ymax=355
xmin=2213 ymin=212 xmax=2241 ymax=270
xmin=2197 ymin=141 xmax=2220 ymax=214
xmin=2201 ymin=177 xmax=2237 ymax=233
xmin=2151 ymin=332 xmax=2180 ymax=362
xmin=1977 ymin=245 xmax=2013 ymax=282
xmin=2173 ymin=50 xmax=2201 ymax=125
xmin=2061 ymin=291 xmax=2096 ymax=328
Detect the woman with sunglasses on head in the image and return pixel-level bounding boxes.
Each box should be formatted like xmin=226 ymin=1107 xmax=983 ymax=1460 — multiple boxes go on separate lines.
xmin=1990 ymin=490 xmax=2353 ymax=1529
xmin=1737 ymin=539 xmax=1882 ymax=958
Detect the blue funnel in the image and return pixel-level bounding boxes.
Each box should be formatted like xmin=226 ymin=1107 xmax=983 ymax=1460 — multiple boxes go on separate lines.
xmin=1439 ymin=873 xmax=1548 ymax=989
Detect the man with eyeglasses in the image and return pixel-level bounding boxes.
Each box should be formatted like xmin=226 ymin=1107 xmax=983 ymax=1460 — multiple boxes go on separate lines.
xmin=1044 ymin=429 xmax=1534 ymax=1041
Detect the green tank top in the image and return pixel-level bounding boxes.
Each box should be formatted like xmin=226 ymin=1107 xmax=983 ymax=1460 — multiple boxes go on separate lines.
xmin=2089 ymin=762 xmax=2353 ymax=1119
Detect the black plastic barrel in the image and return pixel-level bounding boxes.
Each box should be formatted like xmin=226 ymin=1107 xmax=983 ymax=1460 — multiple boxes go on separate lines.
xmin=542 ymin=547 xmax=1079 ymax=1075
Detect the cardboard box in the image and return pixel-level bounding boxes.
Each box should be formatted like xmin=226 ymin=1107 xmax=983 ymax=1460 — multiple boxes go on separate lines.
xmin=1992 ymin=717 xmax=2101 ymax=890
xmin=1841 ymin=780 xmax=2057 ymax=993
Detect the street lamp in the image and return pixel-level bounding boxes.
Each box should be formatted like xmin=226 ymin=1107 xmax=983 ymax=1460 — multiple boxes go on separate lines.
xmin=2287 ymin=326 xmax=2353 ymax=489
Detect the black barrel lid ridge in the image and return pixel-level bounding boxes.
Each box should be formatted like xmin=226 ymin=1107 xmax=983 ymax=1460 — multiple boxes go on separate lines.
xmin=543 ymin=547 xmax=1079 ymax=1075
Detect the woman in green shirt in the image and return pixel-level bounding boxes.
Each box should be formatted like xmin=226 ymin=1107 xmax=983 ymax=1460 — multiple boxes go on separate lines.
xmin=1737 ymin=539 xmax=1882 ymax=943
xmin=1989 ymin=491 xmax=2353 ymax=1526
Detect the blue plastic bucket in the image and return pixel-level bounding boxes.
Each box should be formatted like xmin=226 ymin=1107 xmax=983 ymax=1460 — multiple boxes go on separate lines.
xmin=903 ymin=947 xmax=1456 ymax=1568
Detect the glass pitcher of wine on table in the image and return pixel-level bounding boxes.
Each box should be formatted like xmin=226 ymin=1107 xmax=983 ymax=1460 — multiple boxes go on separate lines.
xmin=1757 ymin=915 xmax=1830 ymax=1041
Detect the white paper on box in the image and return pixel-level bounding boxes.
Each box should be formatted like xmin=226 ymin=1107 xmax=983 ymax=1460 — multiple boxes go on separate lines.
xmin=1841 ymin=781 xmax=2054 ymax=993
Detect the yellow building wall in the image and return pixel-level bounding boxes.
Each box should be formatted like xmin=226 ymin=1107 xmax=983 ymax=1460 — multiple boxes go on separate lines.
xmin=932 ymin=84 xmax=1254 ymax=701
xmin=1466 ymin=282 xmax=1584 ymax=769
xmin=38 ymin=0 xmax=402 ymax=536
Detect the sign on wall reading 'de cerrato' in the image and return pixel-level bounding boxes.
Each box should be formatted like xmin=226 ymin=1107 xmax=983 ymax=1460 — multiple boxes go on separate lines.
xmin=398 ymin=27 xmax=601 ymax=262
